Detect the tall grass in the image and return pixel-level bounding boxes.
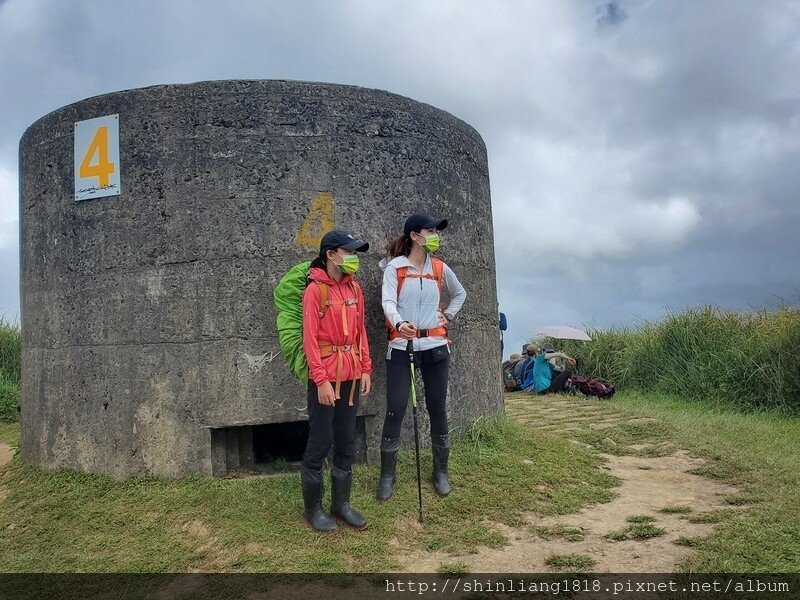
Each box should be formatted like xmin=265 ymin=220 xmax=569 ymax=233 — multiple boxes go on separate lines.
xmin=0 ymin=316 xmax=21 ymax=423
xmin=553 ymin=306 xmax=800 ymax=414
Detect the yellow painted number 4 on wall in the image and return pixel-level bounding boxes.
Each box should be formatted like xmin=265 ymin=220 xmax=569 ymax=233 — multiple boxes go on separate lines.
xmin=74 ymin=114 xmax=121 ymax=201
xmin=296 ymin=192 xmax=334 ymax=248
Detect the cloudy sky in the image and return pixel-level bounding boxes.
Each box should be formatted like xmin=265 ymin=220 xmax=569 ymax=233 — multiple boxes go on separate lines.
xmin=1 ymin=0 xmax=799 ymax=353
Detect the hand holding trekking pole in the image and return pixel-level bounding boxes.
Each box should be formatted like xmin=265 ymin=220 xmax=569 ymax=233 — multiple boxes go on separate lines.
xmin=397 ymin=321 xmax=417 ymax=340
xmin=407 ymin=339 xmax=424 ymax=524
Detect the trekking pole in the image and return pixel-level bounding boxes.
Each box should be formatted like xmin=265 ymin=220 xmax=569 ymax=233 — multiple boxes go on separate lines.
xmin=407 ymin=339 xmax=424 ymax=523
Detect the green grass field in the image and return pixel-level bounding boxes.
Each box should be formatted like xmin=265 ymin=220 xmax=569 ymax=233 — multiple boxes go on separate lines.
xmin=2 ymin=310 xmax=798 ymax=573
xmin=611 ymin=391 xmax=800 ymax=572
xmin=0 ymin=415 xmax=616 ymax=572
xmin=1 ymin=391 xmax=798 ymax=573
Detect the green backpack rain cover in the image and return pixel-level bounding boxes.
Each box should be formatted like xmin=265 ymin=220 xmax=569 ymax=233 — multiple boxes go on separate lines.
xmin=274 ymin=261 xmax=312 ymax=382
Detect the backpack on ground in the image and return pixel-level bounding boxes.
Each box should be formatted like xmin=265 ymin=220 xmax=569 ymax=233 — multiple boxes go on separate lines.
xmin=501 ymin=360 xmax=520 ymax=391
xmin=568 ymin=375 xmax=615 ymax=399
xmin=274 ymin=261 xmax=358 ymax=383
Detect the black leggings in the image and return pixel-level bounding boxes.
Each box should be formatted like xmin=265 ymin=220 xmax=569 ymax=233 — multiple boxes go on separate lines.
xmin=546 ymin=369 xmax=573 ymax=393
xmin=382 ymin=345 xmax=450 ymax=439
xmin=302 ymin=379 xmax=359 ymax=472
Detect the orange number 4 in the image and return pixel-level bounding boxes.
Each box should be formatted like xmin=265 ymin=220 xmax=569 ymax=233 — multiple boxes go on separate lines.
xmin=296 ymin=193 xmax=334 ymax=248
xmin=79 ymin=125 xmax=115 ymax=187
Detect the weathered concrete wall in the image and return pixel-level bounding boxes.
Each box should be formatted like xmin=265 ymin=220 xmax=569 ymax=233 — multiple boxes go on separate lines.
xmin=19 ymin=80 xmax=503 ymax=478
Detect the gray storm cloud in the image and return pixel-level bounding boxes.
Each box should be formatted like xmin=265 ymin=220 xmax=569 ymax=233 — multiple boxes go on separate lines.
xmin=0 ymin=0 xmax=798 ymax=352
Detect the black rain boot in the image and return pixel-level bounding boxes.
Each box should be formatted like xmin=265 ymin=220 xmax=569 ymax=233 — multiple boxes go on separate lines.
xmin=330 ymin=465 xmax=368 ymax=530
xmin=300 ymin=465 xmax=337 ymax=533
xmin=431 ymin=434 xmax=452 ymax=497
xmin=376 ymin=437 xmax=400 ymax=501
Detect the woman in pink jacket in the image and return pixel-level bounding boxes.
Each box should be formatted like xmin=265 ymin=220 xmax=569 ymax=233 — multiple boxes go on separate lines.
xmin=300 ymin=229 xmax=373 ymax=532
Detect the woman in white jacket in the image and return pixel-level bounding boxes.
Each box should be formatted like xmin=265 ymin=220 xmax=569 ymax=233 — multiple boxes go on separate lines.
xmin=376 ymin=213 xmax=466 ymax=500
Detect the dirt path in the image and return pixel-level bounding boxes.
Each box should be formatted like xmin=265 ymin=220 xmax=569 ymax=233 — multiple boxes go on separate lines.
xmin=0 ymin=442 xmax=12 ymax=503
xmin=0 ymin=443 xmax=11 ymax=468
xmin=399 ymin=394 xmax=741 ymax=573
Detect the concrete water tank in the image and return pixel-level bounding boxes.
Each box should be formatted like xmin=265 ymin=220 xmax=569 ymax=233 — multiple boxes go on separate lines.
xmin=19 ymin=80 xmax=503 ymax=478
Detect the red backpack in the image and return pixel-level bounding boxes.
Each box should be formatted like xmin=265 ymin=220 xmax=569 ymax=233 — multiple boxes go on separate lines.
xmin=568 ymin=375 xmax=615 ymax=399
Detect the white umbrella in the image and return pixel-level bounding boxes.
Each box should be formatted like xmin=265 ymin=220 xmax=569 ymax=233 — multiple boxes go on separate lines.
xmin=536 ymin=326 xmax=592 ymax=341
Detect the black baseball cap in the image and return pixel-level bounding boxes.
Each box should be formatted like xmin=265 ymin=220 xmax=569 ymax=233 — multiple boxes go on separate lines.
xmin=320 ymin=229 xmax=369 ymax=253
xmin=403 ymin=213 xmax=448 ymax=236
xmin=542 ymin=343 xmax=557 ymax=353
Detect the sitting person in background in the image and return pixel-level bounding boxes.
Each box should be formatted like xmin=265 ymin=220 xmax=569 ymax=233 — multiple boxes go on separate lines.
xmin=515 ymin=344 xmax=537 ymax=388
xmin=501 ymin=353 xmax=524 ymax=391
xmin=522 ymin=343 xmax=577 ymax=394
xmin=543 ymin=343 xmax=565 ymax=373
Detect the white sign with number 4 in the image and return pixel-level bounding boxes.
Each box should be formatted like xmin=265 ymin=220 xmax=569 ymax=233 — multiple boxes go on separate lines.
xmin=74 ymin=114 xmax=121 ymax=201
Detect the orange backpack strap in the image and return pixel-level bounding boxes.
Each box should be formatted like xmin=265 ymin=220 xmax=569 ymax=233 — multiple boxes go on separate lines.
xmin=351 ymin=280 xmax=361 ymax=346
xmin=348 ymin=283 xmax=362 ymax=407
xmin=318 ymin=279 xmax=362 ymax=406
xmin=348 ymin=280 xmax=358 ymax=306
xmin=431 ymin=257 xmax=445 ymax=295
xmin=318 ymin=342 xmax=361 ymax=406
xmin=316 ymin=281 xmax=330 ymax=318
xmin=339 ymin=280 xmax=358 ymax=337
xmin=396 ymin=259 xmax=445 ymax=298
xmin=396 ymin=266 xmax=409 ymax=298
xmin=317 ymin=279 xmax=359 ymax=332
xmin=387 ymin=258 xmax=449 ymax=340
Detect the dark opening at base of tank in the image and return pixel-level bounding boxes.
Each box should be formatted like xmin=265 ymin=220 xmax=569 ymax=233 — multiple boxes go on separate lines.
xmin=253 ymin=420 xmax=309 ymax=468
xmin=210 ymin=416 xmax=371 ymax=476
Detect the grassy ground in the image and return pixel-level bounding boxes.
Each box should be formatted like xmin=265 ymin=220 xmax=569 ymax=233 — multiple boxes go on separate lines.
xmin=610 ymin=390 xmax=800 ymax=572
xmin=1 ymin=390 xmax=797 ymax=573
xmin=0 ymin=422 xmax=20 ymax=448
xmin=0 ymin=416 xmax=615 ymax=572
xmin=519 ymin=389 xmax=799 ymax=572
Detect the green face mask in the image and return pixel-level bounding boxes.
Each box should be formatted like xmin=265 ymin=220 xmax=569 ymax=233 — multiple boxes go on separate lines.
xmin=336 ymin=253 xmax=360 ymax=274
xmin=421 ymin=233 xmax=441 ymax=253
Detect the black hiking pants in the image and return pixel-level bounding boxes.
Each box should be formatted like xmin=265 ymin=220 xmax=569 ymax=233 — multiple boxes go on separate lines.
xmin=546 ymin=369 xmax=573 ymax=393
xmin=302 ymin=379 xmax=359 ymax=472
xmin=382 ymin=345 xmax=450 ymax=438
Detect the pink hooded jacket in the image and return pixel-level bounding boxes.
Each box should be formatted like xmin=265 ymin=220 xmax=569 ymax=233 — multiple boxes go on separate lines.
xmin=302 ymin=267 xmax=373 ymax=392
